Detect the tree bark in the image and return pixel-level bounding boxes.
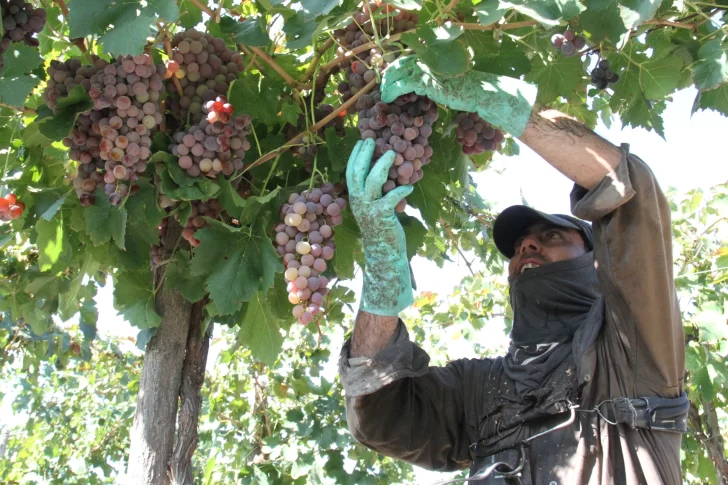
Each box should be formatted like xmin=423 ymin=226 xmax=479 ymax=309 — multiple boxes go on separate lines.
xmin=169 ymin=308 xmax=212 ymax=484
xmin=126 ymin=220 xmax=195 ymax=485
xmin=689 ymin=400 xmax=728 ymax=485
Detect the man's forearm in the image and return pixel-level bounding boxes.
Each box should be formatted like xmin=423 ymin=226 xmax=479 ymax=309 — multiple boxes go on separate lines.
xmin=518 ymin=107 xmax=623 ymax=189
xmin=350 ymin=311 xmax=399 ymax=358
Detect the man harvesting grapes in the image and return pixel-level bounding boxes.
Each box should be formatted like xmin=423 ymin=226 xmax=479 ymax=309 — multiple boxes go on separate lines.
xmin=339 ymin=58 xmax=688 ymax=484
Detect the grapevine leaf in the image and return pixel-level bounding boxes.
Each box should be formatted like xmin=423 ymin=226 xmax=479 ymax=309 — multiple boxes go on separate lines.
xmin=618 ymin=0 xmax=663 ymax=30
xmin=473 ymin=0 xmax=508 ymax=26
xmin=469 ymin=34 xmax=531 ymax=78
xmin=398 ymin=213 xmax=427 ymax=260
xmin=301 ymin=0 xmax=342 ymax=18
xmin=84 ymin=190 xmax=113 ymax=246
xmin=266 ymin=277 xmax=294 ymax=328
xmin=282 ymin=11 xmax=317 ymax=50
xmin=0 ymin=74 xmax=39 ymax=107
xmin=228 ymin=74 xmax=282 ymax=126
xmin=151 ymin=151 xmax=197 ymax=187
xmin=407 ymin=170 xmax=449 ymax=227
xmin=79 ymin=299 xmax=98 ymax=340
xmin=501 ymin=0 xmax=585 ymax=27
xmin=281 ymin=100 xmax=302 ymax=127
xmin=34 ymin=189 xmax=68 ymax=221
xmin=190 ymin=218 xmax=282 ymax=315
xmin=639 ymin=57 xmax=684 ymax=100
xmin=621 ymin=95 xmax=666 ymax=138
xmin=217 ymin=177 xmax=247 ymax=219
xmin=697 ymin=84 xmax=728 ymax=116
xmin=403 ymin=27 xmax=469 ymax=76
xmin=237 ymin=291 xmax=283 ymax=366
xmin=109 ymin=206 xmax=128 ymax=251
xmin=69 ymin=0 xmax=179 ymax=55
xmin=1 ymin=43 xmax=43 ymax=78
xmin=553 ymin=99 xmax=598 ymax=128
xmin=38 ymin=87 xmax=94 ymax=141
xmin=331 ymin=211 xmax=362 ymax=280
xmin=219 ymin=16 xmax=271 ymax=46
xmin=36 ymin=218 xmax=70 ymax=272
xmin=166 ymin=250 xmax=206 ymax=303
xmin=325 ymin=126 xmax=360 ymax=174
xmin=179 ymin=0 xmax=204 ymax=29
xmin=113 ymin=270 xmax=161 ymax=329
xmin=382 ymin=0 xmax=422 ymax=10
xmin=524 ymin=54 xmax=583 ymax=104
xmin=59 ymin=254 xmax=100 ymax=320
xmin=22 ymin=120 xmax=54 ymax=148
xmin=691 ymin=38 xmax=728 ymax=90
xmin=239 ymin=189 xmax=280 ymax=226
xmin=580 ymin=0 xmax=627 ymax=43
xmin=156 ymin=164 xmax=220 ymax=200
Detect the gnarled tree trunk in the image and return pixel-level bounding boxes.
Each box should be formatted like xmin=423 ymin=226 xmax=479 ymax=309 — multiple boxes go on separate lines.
xmin=689 ymin=400 xmax=728 ymax=485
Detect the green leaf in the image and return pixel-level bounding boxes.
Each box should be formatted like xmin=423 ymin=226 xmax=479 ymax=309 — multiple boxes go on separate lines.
xmin=524 ymin=53 xmax=584 ymax=104
xmin=473 ymin=0 xmax=507 ymax=26
xmin=501 ymin=0 xmax=585 ymax=27
xmin=109 ymin=206 xmax=128 ymax=251
xmin=239 ymin=189 xmax=280 ymax=226
xmin=552 ymin=99 xmax=598 ymax=129
xmin=178 ymin=0 xmax=204 ymax=29
xmin=151 ymin=151 xmax=197 ymax=187
xmin=38 ymin=86 xmax=94 ymax=140
xmin=618 ymin=0 xmax=663 ymax=29
xmin=697 ymin=84 xmax=728 ymax=116
xmin=403 ymin=27 xmax=470 ymax=76
xmin=331 ymin=212 xmax=362 ymax=280
xmin=1 ymin=43 xmax=43 ymax=78
xmin=281 ymin=100 xmax=302 ymax=127
xmin=691 ymin=38 xmax=728 ymax=90
xmin=581 ymin=0 xmax=627 ymax=43
xmin=621 ymin=95 xmax=666 ymax=138
xmin=282 ymin=11 xmax=317 ymax=50
xmin=190 ymin=218 xmax=282 ymax=315
xmin=237 ymin=291 xmax=283 ymax=366
xmin=68 ymin=0 xmax=179 ymax=55
xmin=0 ymin=75 xmax=39 ymax=107
xmin=382 ymin=0 xmax=422 ymax=9
xmin=228 ymin=74 xmax=282 ymax=126
xmin=165 ymin=250 xmax=206 ymax=303
xmin=217 ymin=177 xmax=247 ymax=220
xmin=219 ymin=16 xmax=271 ymax=46
xmin=113 ymin=270 xmax=161 ymax=329
xmin=301 ymin=0 xmax=342 ymax=18
xmin=692 ymin=366 xmax=716 ymax=401
xmin=36 ymin=218 xmax=70 ymax=272
xmin=695 ymin=302 xmax=726 ymax=341
xmin=325 ymin=126 xmax=360 ymax=175
xmin=399 ymin=214 xmax=427 ymax=260
xmin=469 ymin=34 xmax=531 ymax=78
xmin=407 ymin=171 xmax=449 ymax=228
xmin=22 ymin=120 xmax=54 ymax=148
xmin=84 ymin=190 xmax=113 ymax=246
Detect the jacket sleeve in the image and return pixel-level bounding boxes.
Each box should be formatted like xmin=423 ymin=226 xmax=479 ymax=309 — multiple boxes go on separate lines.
xmin=571 ymin=144 xmax=685 ymax=395
xmin=339 ymin=319 xmax=479 ymax=471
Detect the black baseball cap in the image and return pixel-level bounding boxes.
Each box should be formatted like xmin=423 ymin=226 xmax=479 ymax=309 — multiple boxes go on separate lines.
xmin=493 ymin=205 xmax=593 ymax=259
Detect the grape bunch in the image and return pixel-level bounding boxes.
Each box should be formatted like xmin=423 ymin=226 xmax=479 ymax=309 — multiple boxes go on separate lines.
xmin=356 ymin=91 xmax=437 ymax=212
xmin=551 ymin=29 xmax=586 ymax=57
xmin=0 ymin=193 xmax=24 ymax=221
xmin=334 ymin=7 xmax=418 ymax=110
xmin=454 ymin=112 xmax=504 ymax=156
xmin=169 ymin=95 xmax=252 ymax=178
xmin=590 ymin=59 xmax=620 ymax=90
xmin=0 ymin=0 xmax=45 ymax=72
xmin=165 ymin=30 xmax=245 ymax=125
xmin=50 ymin=54 xmax=166 ymax=206
xmin=275 ymin=185 xmax=346 ymax=325
xmin=180 ymin=198 xmax=224 ymax=248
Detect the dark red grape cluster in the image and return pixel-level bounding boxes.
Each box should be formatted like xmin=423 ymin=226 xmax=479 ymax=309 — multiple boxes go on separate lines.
xmin=49 ymin=54 xmax=166 ymax=206
xmin=357 ymin=92 xmax=437 ymax=212
xmin=590 ymin=59 xmax=619 ymax=90
xmin=333 ymin=7 xmax=417 ymax=110
xmin=454 ymin=112 xmax=504 ymax=155
xmin=0 ymin=0 xmax=45 ymax=72
xmin=165 ymin=30 xmax=244 ymax=125
xmin=168 ymin=95 xmax=252 ymax=178
xmin=275 ymin=185 xmax=345 ymax=324
xmin=551 ymin=29 xmax=586 ymax=57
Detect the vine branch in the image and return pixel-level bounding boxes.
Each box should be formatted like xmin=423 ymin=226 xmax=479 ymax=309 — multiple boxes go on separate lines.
xmin=440 ymin=0 xmax=461 ymax=21
xmin=241 ymin=77 xmax=378 ymax=175
xmin=0 ymin=102 xmax=36 ymax=115
xmin=643 ymin=18 xmax=698 ymax=29
xmin=55 ymin=0 xmax=68 ymax=17
xmin=300 ymin=38 xmax=336 ymax=83
xmin=188 ymin=0 xmax=216 ymax=18
xmin=247 ymin=46 xmax=307 ymax=90
xmin=451 ymin=20 xmax=540 ymax=31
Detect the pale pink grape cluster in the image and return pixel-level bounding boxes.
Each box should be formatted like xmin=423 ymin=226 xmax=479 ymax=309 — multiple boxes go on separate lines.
xmin=55 ymin=54 xmax=166 ymax=206
xmin=169 ymin=96 xmax=252 ymax=178
xmin=274 ymin=184 xmax=346 ymax=325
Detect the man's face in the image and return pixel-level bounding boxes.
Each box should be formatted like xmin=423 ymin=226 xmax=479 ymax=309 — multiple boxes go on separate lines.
xmin=507 ymin=223 xmax=587 ymax=277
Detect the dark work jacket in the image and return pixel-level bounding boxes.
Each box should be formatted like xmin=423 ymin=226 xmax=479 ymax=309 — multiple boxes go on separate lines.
xmin=339 ymin=146 xmax=685 ymax=484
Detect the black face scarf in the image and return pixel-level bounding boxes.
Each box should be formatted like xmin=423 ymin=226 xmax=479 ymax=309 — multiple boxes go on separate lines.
xmin=502 ymin=251 xmax=601 ymax=394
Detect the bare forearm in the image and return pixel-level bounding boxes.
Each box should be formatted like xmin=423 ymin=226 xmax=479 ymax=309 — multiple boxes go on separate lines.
xmin=350 ymin=311 xmax=399 ymax=358
xmin=518 ymin=107 xmax=623 ymax=189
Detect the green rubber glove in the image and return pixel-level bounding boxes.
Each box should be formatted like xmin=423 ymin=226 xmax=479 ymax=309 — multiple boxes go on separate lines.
xmin=380 ymin=55 xmax=538 ymax=137
xmin=346 ymin=139 xmax=414 ymax=316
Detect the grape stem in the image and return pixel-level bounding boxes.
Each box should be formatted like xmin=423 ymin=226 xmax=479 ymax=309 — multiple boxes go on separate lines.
xmin=300 ymin=38 xmax=336 ymax=83
xmin=241 ymin=77 xmax=379 ymax=175
xmin=187 ymin=0 xmax=216 ymax=18
xmin=643 ymin=18 xmax=698 ymax=29
xmin=247 ymin=46 xmax=308 ymax=90
xmin=319 ymin=31 xmax=409 ymax=74
xmin=159 ymin=25 xmax=184 ymax=97
xmin=450 ymin=20 xmax=539 ymax=31
xmin=439 ymin=0 xmax=461 ymax=22
xmin=55 ymin=0 xmax=69 ymax=17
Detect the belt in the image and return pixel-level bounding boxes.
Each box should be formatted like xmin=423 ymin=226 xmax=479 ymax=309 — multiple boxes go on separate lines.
xmin=592 ymin=391 xmax=689 ymax=433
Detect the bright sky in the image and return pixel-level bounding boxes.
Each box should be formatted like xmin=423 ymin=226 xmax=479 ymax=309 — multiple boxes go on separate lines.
xmin=4 ymin=86 xmax=725 ymax=483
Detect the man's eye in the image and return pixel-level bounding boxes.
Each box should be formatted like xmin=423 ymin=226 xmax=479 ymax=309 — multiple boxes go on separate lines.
xmin=547 ymin=231 xmax=561 ymax=239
